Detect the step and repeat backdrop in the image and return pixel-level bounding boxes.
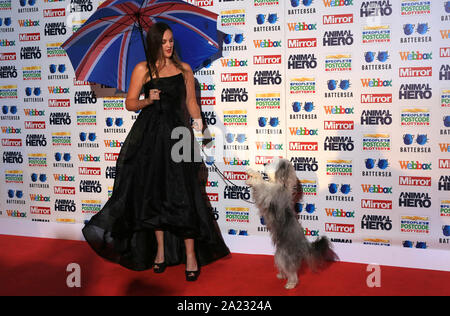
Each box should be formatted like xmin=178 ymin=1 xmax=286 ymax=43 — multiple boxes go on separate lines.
xmin=0 ymin=0 xmax=449 ymax=269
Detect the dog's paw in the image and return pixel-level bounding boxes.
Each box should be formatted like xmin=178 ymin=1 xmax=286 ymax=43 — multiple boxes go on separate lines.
xmin=277 ymin=273 xmax=287 ymax=280
xmin=285 ymin=282 xmax=298 ymax=290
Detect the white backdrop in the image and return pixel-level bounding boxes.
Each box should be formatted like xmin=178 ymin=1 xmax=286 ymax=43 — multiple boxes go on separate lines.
xmin=1 ymin=0 xmax=449 ymax=271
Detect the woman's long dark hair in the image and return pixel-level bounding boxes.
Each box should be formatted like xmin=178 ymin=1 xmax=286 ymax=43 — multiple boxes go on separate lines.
xmin=146 ymin=22 xmax=184 ymax=80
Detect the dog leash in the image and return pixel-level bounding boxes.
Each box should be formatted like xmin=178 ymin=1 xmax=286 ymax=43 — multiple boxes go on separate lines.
xmin=199 ymin=145 xmax=256 ymax=205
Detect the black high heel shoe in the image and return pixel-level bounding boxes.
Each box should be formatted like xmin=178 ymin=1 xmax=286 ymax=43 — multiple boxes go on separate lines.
xmin=153 ymin=262 xmax=167 ymax=274
xmin=185 ymin=269 xmax=200 ymax=282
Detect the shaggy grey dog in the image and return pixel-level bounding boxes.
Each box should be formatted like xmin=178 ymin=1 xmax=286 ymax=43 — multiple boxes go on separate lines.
xmin=246 ymin=158 xmax=338 ymax=289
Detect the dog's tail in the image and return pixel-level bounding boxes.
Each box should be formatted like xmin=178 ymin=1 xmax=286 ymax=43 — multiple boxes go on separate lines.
xmin=308 ymin=236 xmax=339 ymax=272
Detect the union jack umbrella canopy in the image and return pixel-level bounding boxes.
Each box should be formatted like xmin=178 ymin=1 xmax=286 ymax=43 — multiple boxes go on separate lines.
xmin=62 ymin=0 xmax=219 ymax=92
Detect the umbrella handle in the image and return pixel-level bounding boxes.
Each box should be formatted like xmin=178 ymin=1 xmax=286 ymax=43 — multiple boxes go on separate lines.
xmin=138 ymin=23 xmax=162 ymax=113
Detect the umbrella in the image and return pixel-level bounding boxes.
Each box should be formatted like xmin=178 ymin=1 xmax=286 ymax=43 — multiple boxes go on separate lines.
xmin=62 ymin=0 xmax=220 ymax=92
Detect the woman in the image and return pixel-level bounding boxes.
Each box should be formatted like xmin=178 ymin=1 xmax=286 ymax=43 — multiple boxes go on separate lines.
xmin=82 ymin=22 xmax=230 ymax=281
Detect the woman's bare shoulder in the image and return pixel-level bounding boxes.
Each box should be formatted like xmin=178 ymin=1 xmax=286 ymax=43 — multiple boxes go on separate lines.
xmin=181 ymin=62 xmax=193 ymax=73
xmin=134 ymin=61 xmax=150 ymax=73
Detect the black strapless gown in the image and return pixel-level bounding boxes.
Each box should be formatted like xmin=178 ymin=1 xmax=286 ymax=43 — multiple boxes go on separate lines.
xmin=82 ymin=73 xmax=230 ymax=271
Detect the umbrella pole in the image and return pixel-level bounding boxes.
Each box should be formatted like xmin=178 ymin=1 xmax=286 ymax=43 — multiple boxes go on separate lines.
xmin=138 ymin=24 xmax=152 ymax=81
xmin=138 ymin=23 xmax=162 ymax=112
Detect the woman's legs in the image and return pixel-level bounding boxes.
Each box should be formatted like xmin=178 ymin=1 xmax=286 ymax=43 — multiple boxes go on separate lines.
xmin=154 ymin=230 xmax=165 ymax=264
xmin=184 ymin=238 xmax=198 ymax=273
xmin=154 ymin=231 xmax=198 ymax=271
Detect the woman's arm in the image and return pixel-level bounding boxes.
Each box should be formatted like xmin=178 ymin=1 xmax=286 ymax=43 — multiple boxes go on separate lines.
xmin=125 ymin=62 xmax=160 ymax=112
xmin=182 ymin=63 xmax=203 ymax=131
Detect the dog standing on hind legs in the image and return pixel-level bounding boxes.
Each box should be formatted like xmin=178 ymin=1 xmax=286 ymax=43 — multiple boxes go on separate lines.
xmin=246 ymin=158 xmax=338 ymax=290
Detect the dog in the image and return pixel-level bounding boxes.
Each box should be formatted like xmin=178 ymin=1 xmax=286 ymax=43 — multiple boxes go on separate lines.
xmin=246 ymin=158 xmax=338 ymax=289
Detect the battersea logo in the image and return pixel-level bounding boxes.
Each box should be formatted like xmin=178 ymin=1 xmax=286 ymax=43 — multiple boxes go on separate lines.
xmin=291 ymin=157 xmax=319 ymax=172
xmin=254 ymin=70 xmax=282 ymax=85
xmin=401 ymin=23 xmax=431 ymax=44
xmin=223 ymin=33 xmax=247 ymax=52
xmin=360 ymin=1 xmax=392 ymax=17
xmin=325 ymin=79 xmax=353 ymax=98
xmin=401 ymin=134 xmax=430 ymax=153
xmin=361 ymin=110 xmax=392 ymax=126
xmin=399 ymin=192 xmax=431 ymax=208
xmin=324 ymin=136 xmax=354 ymax=151
xmin=361 ymin=215 xmax=392 ymax=231
xmin=327 ymin=183 xmax=353 ymax=201
xmin=255 ymin=13 xmax=280 ymax=32
xmin=288 ymin=54 xmax=317 ymax=69
xmin=362 ymin=51 xmax=391 ymax=71
xmin=363 ymin=158 xmax=390 ymax=175
xmin=323 ymin=30 xmax=354 ymax=46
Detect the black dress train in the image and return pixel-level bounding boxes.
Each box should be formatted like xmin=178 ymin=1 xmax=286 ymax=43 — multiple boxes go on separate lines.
xmin=82 ymin=73 xmax=230 ymax=271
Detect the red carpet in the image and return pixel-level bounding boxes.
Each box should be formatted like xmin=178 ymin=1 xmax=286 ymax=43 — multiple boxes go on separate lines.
xmin=0 ymin=234 xmax=448 ymax=296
